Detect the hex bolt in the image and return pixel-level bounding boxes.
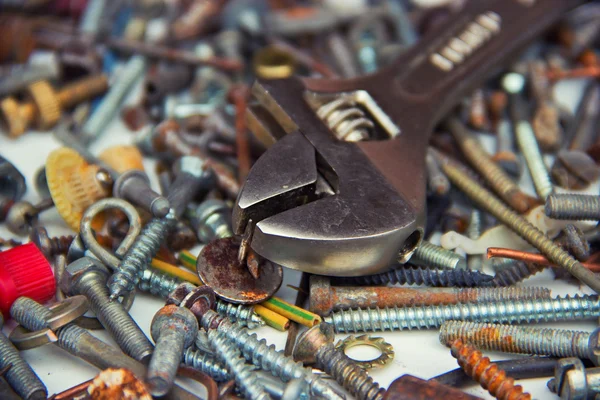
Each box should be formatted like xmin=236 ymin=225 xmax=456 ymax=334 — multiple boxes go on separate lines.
xmin=5 ymin=198 xmax=54 ymax=235
xmin=440 ymin=160 xmax=600 ymax=294
xmin=440 ymin=321 xmax=600 ymax=365
xmin=148 ymin=305 xmax=199 ymax=397
xmin=309 ymin=275 xmax=551 ymax=316
xmin=187 ymin=199 xmax=233 ymax=242
xmin=503 ymin=72 xmax=554 ymax=200
xmin=0 ymin=314 xmax=47 ymax=400
xmin=29 ymin=226 xmax=74 ymax=259
xmin=332 ymin=265 xmax=495 ymax=287
xmin=450 ymin=339 xmax=531 ymax=400
xmin=323 ymin=294 xmax=600 ymax=333
xmin=294 ymin=323 xmax=385 ymax=400
xmin=169 ymin=156 xmax=216 ymax=218
xmin=546 ymin=193 xmax=600 ymax=221
xmin=0 ymin=75 xmax=109 ymax=137
xmin=445 ymin=116 xmax=530 ymax=213
xmin=113 ymin=170 xmax=170 ymax=218
xmin=410 ymin=240 xmax=467 ymax=270
xmin=80 ymin=55 xmax=147 ymax=145
xmin=60 ymin=257 xmax=154 ymax=362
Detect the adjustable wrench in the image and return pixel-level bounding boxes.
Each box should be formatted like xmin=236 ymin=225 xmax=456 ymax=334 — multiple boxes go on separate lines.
xmin=233 ymin=0 xmax=585 ymax=276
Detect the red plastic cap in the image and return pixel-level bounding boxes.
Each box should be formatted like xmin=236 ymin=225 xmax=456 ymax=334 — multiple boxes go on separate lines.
xmin=0 ymin=243 xmax=56 ymax=318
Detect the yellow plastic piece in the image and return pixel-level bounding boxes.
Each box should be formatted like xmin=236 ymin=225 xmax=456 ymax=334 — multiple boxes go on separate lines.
xmin=254 ymin=305 xmax=290 ymax=331
xmin=253 ymin=46 xmax=296 ymax=80
xmin=178 ymin=250 xmax=198 ymax=271
xmin=99 ymin=145 xmax=145 ymax=174
xmin=261 ymin=297 xmax=322 ymax=327
xmin=46 ymin=147 xmax=111 ymax=231
xmin=27 ymin=80 xmax=61 ymax=129
xmin=150 ymin=259 xmax=203 ymax=286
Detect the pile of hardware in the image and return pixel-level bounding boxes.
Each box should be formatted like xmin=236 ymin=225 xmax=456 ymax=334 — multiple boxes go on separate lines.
xmin=1 ymin=0 xmax=600 ymax=399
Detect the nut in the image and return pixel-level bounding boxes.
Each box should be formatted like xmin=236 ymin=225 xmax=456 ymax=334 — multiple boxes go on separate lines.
xmin=60 ymin=257 xmax=110 ymax=295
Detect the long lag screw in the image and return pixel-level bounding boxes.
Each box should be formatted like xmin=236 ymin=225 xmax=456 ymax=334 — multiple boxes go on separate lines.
xmin=450 ymin=339 xmax=531 ymax=400
xmin=546 ymin=193 xmax=600 ymax=221
xmin=323 ymin=295 xmax=600 ymax=333
xmin=440 ymin=321 xmax=600 ymax=365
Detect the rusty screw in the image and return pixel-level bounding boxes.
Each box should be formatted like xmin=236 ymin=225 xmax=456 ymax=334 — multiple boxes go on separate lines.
xmin=29 ymin=226 xmax=74 ymax=259
xmin=0 ymin=74 xmax=109 ymax=137
xmin=450 ymin=339 xmax=531 ymax=400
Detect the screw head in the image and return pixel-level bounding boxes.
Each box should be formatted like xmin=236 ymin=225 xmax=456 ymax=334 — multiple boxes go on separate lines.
xmin=293 ymin=323 xmax=335 ymax=364
xmin=5 ymin=200 xmax=37 ymax=235
xmin=61 ymin=257 xmax=109 ymax=295
xmin=151 ymin=304 xmax=199 ymax=347
xmin=588 ymin=328 xmax=600 ymax=366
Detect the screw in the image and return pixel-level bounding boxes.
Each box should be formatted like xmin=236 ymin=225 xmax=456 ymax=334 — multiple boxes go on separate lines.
xmin=332 ymin=265 xmax=494 ymax=287
xmin=440 ymin=159 xmax=600 ymax=293
xmin=466 ymin=210 xmax=484 ymax=271
xmin=60 ymin=257 xmax=154 ymax=362
xmin=113 ymin=170 xmax=170 ymax=218
xmin=5 ymin=198 xmax=54 ymax=236
xmin=256 ymin=372 xmax=309 ymax=400
xmin=80 ymin=55 xmax=147 ymax=145
xmin=425 ymin=150 xmax=450 ymax=196
xmin=310 ymin=275 xmax=550 ymax=316
xmin=182 ymin=346 xmax=231 ymax=382
xmin=555 ymin=224 xmax=591 ymax=261
xmin=147 ymin=305 xmax=198 ymax=396
xmin=1 ymin=75 xmax=109 ymax=137
xmin=444 ymin=116 xmax=530 ymax=213
xmin=187 ymin=199 xmax=233 ymax=242
xmin=546 ymin=193 xmax=600 ymax=221
xmin=293 ymin=323 xmax=385 ymax=400
xmin=490 ymin=261 xmax=545 ymax=287
xmin=528 ymin=61 xmax=562 ymax=152
xmin=504 ymin=72 xmax=554 ymax=200
xmin=550 ymin=150 xmax=599 ymax=191
xmin=410 ymin=239 xmax=466 ymax=270
xmin=450 ymin=339 xmax=532 ymax=400
xmin=323 ymin=294 xmax=600 ymax=333
xmin=29 ymin=226 xmax=74 ymax=259
xmin=0 ymin=313 xmax=47 ymax=400
xmin=547 ymin=358 xmax=600 ymax=399
xmin=440 ymin=321 xmax=600 ymax=366
xmin=492 ymin=119 xmax=522 ymax=178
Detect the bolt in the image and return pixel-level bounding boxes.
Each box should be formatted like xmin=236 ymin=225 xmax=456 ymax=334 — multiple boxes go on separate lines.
xmin=60 ymin=257 xmax=154 ymax=362
xmin=440 ymin=321 xmax=600 ymax=366
xmin=29 ymin=226 xmax=74 ymax=259
xmin=323 ymin=294 xmax=600 ymax=333
xmin=0 ymin=313 xmax=47 ymax=400
xmin=147 ymin=305 xmax=198 ymax=397
xmin=410 ymin=239 xmax=466 ymax=270
xmin=332 ymin=265 xmax=494 ymax=287
xmin=113 ymin=170 xmax=170 ymax=218
xmin=547 ymin=357 xmax=600 ymax=399
xmin=445 ymin=116 xmax=530 ymax=213
xmin=0 ymin=366 xmax=20 ymax=400
xmin=555 ymin=225 xmax=590 ymax=262
xmin=440 ymin=160 xmax=600 ymax=294
xmin=293 ymin=323 xmax=385 ymax=400
xmin=182 ymin=346 xmax=231 ymax=381
xmin=1 ymin=75 xmax=109 ymax=137
xmin=80 ymin=55 xmax=147 ymax=145
xmin=309 ymin=275 xmax=550 ymax=316
xmin=5 ymin=198 xmax=54 ymax=236
xmin=504 ymin=72 xmax=554 ymax=200
xmin=187 ymin=199 xmax=233 ymax=242
xmin=169 ymin=156 xmax=216 ymax=218
xmin=546 ymin=193 xmax=600 ymax=221
xmin=450 ymin=339 xmax=531 ymax=400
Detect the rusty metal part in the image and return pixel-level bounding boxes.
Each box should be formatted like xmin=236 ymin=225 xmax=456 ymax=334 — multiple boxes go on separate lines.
xmin=467 ymin=89 xmax=488 ymax=131
xmin=196 ymin=237 xmax=283 ymax=304
xmin=450 ymin=339 xmax=531 ymax=400
xmin=86 ymin=368 xmax=151 ymax=400
xmin=49 ymin=378 xmax=93 ymax=400
xmin=383 ymin=374 xmax=482 ymax=400
xmin=487 ymin=247 xmax=600 ymax=273
xmin=554 ymin=225 xmax=590 ymax=262
xmin=335 ymin=335 xmax=394 ymax=369
xmin=550 ymin=150 xmax=600 ymax=190
xmin=176 ymin=366 xmax=219 ymax=400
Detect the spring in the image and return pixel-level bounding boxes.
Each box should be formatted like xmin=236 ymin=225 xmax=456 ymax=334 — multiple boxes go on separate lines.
xmin=316 ymin=97 xmax=374 ymax=142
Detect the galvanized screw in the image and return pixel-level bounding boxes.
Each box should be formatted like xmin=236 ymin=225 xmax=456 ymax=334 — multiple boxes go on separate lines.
xmin=182 ymin=346 xmax=231 ymax=381
xmin=440 ymin=321 xmax=600 ymax=365
xmin=323 ymin=294 xmax=600 ymax=333
xmin=546 ymin=193 xmax=600 ymax=221
xmin=113 ymin=170 xmax=170 ymax=218
xmin=147 ymin=304 xmax=198 ymax=397
xmin=0 ymin=313 xmax=47 ymax=400
xmin=29 ymin=226 xmax=74 ymax=259
xmin=187 ymin=199 xmax=233 ymax=242
xmin=410 ymin=239 xmax=466 ymax=270
xmin=60 ymin=257 xmax=154 ymax=362
xmin=293 ymin=323 xmax=385 ymax=400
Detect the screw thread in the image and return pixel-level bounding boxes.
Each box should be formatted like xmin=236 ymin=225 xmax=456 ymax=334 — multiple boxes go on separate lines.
xmin=49 ymin=235 xmax=75 ymax=256
xmin=455 ymin=286 xmax=551 ymax=303
xmin=215 ymin=318 xmax=341 ymax=400
xmin=148 ymin=329 xmax=187 ymax=396
xmin=82 ymin=277 xmax=154 ymax=362
xmin=109 ymin=214 xmax=176 ymax=299
xmin=208 ymin=329 xmax=271 ymax=400
xmin=55 ymin=323 xmax=88 ymax=354
xmin=0 ymin=333 xmax=47 ymax=400
xmin=317 ymin=343 xmax=384 ymax=400
xmin=411 ymin=241 xmax=466 ymax=270
xmin=491 ymin=262 xmax=545 ymax=287
xmin=440 ymin=321 xmax=591 ymax=360
xmin=546 ymin=194 xmax=600 ymax=220
xmin=216 ymin=301 xmax=264 ymax=329
xmin=138 ymin=267 xmax=181 ymax=298
xmin=515 ymin=121 xmax=553 ymax=200
xmin=451 ymin=339 xmax=531 ymax=400
xmin=334 ymin=266 xmax=494 ymax=287
xmin=182 ymin=347 xmax=231 ymax=381
xmin=57 ymin=75 xmax=109 ymax=108
xmin=323 ymin=295 xmax=600 ymax=333
xmin=10 ymin=297 xmax=53 ymax=331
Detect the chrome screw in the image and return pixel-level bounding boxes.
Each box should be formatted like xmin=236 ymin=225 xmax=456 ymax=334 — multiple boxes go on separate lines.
xmin=147 ymin=305 xmax=199 ymax=397
xmin=182 ymin=346 xmax=231 ymax=381
xmin=439 ymin=321 xmax=600 ymax=365
xmin=410 ymin=240 xmax=466 ymax=270
xmin=293 ymin=323 xmax=385 ymax=400
xmin=60 ymin=257 xmax=154 ymax=362
xmin=323 ymin=295 xmax=600 ymax=333
xmin=187 ymin=199 xmax=233 ymax=242
xmin=0 ymin=313 xmax=47 ymax=400
xmin=546 ymin=193 xmax=600 ymax=221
